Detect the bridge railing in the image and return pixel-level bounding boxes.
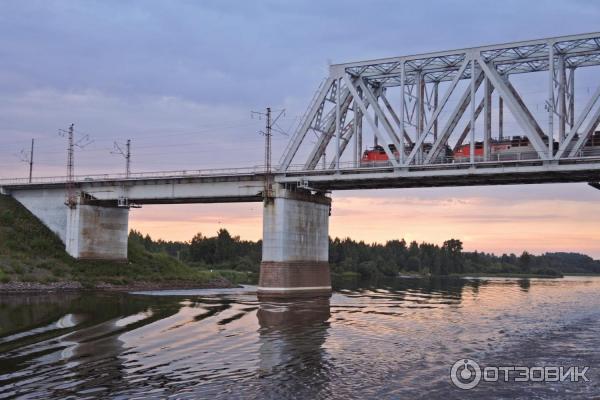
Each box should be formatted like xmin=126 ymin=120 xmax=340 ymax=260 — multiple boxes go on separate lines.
xmin=282 ymin=153 xmax=600 ymax=173
xmin=0 ymin=166 xmax=268 ymax=185
xmin=2 ymin=153 xmax=600 ymax=186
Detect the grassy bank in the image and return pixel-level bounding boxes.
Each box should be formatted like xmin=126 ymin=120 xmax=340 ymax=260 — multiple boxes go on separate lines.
xmin=0 ymin=195 xmax=250 ymax=289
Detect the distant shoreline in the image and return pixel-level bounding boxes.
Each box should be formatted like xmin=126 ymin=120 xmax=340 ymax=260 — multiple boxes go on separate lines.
xmin=562 ymin=272 xmax=600 ymax=276
xmin=4 ymin=273 xmax=600 ymax=294
xmin=390 ymin=272 xmax=565 ymax=279
xmin=450 ymin=272 xmax=563 ymax=279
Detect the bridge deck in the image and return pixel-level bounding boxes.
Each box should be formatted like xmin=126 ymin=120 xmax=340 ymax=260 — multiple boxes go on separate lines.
xmin=1 ymin=158 xmax=600 ymax=201
xmin=278 ymin=158 xmax=600 ymax=190
xmin=0 ymin=170 xmax=267 ymax=204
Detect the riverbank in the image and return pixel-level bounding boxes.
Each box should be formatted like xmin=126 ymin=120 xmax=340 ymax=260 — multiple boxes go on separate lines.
xmin=0 ymin=277 xmax=238 ymax=293
xmin=0 ymin=194 xmax=254 ymax=291
xmin=450 ymin=272 xmax=564 ymax=279
xmin=563 ymin=272 xmax=600 ymax=276
xmin=390 ymin=272 xmax=564 ymax=279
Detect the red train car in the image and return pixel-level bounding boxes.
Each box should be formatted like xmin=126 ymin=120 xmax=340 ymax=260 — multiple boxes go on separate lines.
xmin=359 ymin=131 xmax=600 ymax=165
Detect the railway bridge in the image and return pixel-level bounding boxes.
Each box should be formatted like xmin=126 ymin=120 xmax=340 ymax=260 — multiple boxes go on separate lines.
xmin=2 ymin=32 xmax=600 ymax=296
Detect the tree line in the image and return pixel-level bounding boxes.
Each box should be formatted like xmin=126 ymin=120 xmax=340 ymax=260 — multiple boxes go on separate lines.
xmin=129 ymin=229 xmax=600 ymax=278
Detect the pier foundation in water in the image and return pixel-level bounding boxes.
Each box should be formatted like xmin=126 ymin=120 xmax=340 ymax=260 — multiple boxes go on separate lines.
xmin=258 ymin=186 xmax=331 ymax=298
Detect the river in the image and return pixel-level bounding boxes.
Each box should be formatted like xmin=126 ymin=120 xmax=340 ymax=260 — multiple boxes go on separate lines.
xmin=1 ymin=276 xmax=599 ymax=399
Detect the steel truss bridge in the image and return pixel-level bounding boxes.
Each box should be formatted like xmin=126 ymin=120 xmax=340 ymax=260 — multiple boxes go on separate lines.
xmin=275 ymin=32 xmax=600 ymax=190
xmin=2 ymin=32 xmax=600 ymax=196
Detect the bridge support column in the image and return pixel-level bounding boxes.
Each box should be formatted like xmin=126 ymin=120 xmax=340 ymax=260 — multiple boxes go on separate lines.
xmin=66 ymin=203 xmax=129 ymax=260
xmin=11 ymin=189 xmax=129 ymax=260
xmin=258 ymin=186 xmax=331 ymax=297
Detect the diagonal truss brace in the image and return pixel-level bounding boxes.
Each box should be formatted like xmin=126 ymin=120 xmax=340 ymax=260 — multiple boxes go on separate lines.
xmin=344 ymin=75 xmax=399 ymax=166
xmin=425 ymin=69 xmax=484 ymax=163
xmin=555 ymin=85 xmax=600 ymax=158
xmin=328 ymin=120 xmax=355 ymax=169
xmin=380 ymin=93 xmax=414 ymax=145
xmin=357 ymin=79 xmax=403 ymax=157
xmin=304 ymin=84 xmax=353 ymax=169
xmin=405 ymin=59 xmax=469 ymax=165
xmin=326 ymin=95 xmax=379 ymax=169
xmin=477 ymin=55 xmax=549 ymax=158
xmin=280 ymin=77 xmax=335 ymax=170
xmin=453 ymin=96 xmax=487 ymax=152
xmin=569 ymin=103 xmax=600 ymax=157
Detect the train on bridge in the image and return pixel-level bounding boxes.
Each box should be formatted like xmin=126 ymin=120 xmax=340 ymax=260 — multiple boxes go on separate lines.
xmin=361 ymin=131 xmax=600 ymax=165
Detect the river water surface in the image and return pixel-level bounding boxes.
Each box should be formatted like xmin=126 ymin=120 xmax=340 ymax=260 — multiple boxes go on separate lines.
xmin=1 ymin=276 xmax=599 ymax=399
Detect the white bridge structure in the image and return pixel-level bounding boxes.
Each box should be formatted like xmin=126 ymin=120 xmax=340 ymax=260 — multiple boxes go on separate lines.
xmin=2 ymin=32 xmax=600 ymax=297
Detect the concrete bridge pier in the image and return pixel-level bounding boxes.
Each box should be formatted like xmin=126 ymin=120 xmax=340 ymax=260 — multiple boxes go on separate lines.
xmin=64 ymin=202 xmax=129 ymax=260
xmin=11 ymin=189 xmax=129 ymax=261
xmin=258 ymin=185 xmax=332 ymax=298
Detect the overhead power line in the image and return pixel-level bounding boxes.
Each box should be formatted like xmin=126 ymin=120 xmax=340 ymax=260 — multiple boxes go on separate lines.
xmin=111 ymin=139 xmax=132 ymax=177
xmin=58 ymin=124 xmax=93 ymax=207
xmin=251 ymin=107 xmax=285 ymax=200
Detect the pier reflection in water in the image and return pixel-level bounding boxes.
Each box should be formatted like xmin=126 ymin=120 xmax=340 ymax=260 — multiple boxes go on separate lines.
xmin=1 ymin=277 xmax=599 ymax=399
xmin=257 ymin=297 xmax=331 ymax=398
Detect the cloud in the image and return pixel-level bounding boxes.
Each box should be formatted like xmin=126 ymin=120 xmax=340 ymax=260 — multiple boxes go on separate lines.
xmin=0 ymin=88 xmax=282 ymax=177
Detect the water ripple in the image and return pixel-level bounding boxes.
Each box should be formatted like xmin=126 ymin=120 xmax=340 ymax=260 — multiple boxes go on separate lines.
xmin=1 ymin=277 xmax=599 ymax=398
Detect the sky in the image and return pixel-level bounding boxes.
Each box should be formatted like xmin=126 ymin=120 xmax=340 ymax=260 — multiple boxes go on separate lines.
xmin=0 ymin=0 xmax=599 ymax=257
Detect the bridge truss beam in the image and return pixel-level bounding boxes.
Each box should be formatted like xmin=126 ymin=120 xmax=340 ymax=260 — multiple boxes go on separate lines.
xmin=279 ymin=32 xmax=600 ymax=172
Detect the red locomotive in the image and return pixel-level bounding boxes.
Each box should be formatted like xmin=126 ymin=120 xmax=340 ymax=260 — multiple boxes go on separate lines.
xmin=360 ymin=131 xmax=600 ymax=165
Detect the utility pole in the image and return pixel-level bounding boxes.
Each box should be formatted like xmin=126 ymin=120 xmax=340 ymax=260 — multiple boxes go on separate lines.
xmin=252 ymin=107 xmax=285 ymax=201
xmin=498 ymin=97 xmax=504 ymax=140
xmin=126 ymin=139 xmax=131 ymax=177
xmin=112 ymin=139 xmax=131 ymax=177
xmin=112 ymin=139 xmax=133 ymax=208
xmin=266 ymin=107 xmax=272 ymax=176
xmin=59 ymin=123 xmax=92 ymax=208
xmin=263 ymin=107 xmax=273 ymax=199
xmin=28 ymin=138 xmax=34 ymax=183
xmin=65 ymin=123 xmax=76 ymax=207
xmin=16 ymin=138 xmax=35 ymax=183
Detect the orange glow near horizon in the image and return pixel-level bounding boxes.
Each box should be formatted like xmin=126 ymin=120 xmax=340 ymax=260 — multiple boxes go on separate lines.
xmin=129 ymin=186 xmax=600 ymax=258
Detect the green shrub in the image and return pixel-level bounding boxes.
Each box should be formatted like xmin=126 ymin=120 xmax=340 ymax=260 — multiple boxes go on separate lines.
xmin=0 ymin=210 xmax=14 ymax=225
xmin=41 ymin=275 xmax=58 ymax=283
xmin=29 ymin=236 xmax=54 ymax=253
xmin=11 ymin=263 xmax=25 ymax=275
xmin=81 ymin=280 xmax=95 ymax=289
xmin=22 ymin=273 xmax=37 ymax=282
xmin=0 ymin=268 xmax=8 ymax=283
xmin=215 ymin=269 xmax=255 ymax=284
